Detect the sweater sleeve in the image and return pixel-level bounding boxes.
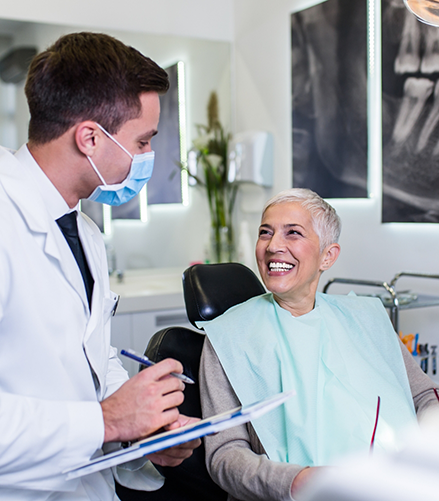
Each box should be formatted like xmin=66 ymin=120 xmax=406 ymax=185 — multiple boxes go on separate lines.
xmin=399 ymin=337 xmax=439 ymax=419
xmin=200 ymin=337 xmax=303 ymax=501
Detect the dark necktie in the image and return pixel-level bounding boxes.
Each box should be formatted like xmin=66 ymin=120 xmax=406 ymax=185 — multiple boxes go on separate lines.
xmin=56 ymin=211 xmax=94 ymax=309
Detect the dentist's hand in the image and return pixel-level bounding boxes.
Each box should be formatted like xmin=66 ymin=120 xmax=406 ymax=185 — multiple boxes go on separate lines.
xmin=101 ymin=358 xmax=185 ymax=443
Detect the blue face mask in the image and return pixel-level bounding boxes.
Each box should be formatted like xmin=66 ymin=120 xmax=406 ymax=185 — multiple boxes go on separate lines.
xmin=87 ymin=123 xmax=154 ymax=206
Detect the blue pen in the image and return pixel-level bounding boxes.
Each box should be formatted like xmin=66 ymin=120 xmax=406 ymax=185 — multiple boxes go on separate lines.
xmin=121 ymin=349 xmax=195 ymax=384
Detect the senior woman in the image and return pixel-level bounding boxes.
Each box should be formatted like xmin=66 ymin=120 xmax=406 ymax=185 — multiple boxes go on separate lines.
xmin=199 ymin=188 xmax=439 ymax=501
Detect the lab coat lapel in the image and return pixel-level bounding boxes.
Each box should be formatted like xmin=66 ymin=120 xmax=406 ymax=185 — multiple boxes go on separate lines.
xmin=0 ymin=147 xmax=89 ymax=311
xmin=77 ymin=213 xmax=110 ymax=397
xmin=78 ymin=214 xmax=103 ymax=339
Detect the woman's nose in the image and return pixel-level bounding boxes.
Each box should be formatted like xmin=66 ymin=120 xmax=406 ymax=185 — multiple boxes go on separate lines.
xmin=266 ymin=234 xmax=285 ymax=253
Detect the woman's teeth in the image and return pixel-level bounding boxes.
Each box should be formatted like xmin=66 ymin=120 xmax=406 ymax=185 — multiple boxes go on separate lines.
xmin=269 ymin=262 xmax=294 ymax=271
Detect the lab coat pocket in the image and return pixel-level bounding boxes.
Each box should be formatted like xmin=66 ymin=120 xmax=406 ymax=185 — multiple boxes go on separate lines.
xmin=103 ymin=291 xmax=120 ymax=324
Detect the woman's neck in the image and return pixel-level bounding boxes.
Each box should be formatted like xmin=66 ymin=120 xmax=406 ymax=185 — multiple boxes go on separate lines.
xmin=273 ymin=292 xmax=317 ymax=317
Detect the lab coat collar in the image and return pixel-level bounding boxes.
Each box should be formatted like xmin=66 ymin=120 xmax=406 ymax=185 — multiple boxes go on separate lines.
xmin=15 ymin=144 xmax=70 ymax=221
xmin=0 ymin=146 xmax=90 ymax=313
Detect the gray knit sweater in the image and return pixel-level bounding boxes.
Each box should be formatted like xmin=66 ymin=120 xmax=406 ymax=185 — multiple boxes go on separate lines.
xmin=200 ymin=337 xmax=439 ymax=501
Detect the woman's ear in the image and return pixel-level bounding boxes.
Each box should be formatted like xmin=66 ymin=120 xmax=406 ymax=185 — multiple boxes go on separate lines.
xmin=74 ymin=121 xmax=100 ymax=156
xmin=320 ymin=243 xmax=341 ymax=271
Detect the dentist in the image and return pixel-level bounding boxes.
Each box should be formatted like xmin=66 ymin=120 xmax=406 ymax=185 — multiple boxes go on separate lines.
xmin=0 ymin=32 xmax=199 ymax=500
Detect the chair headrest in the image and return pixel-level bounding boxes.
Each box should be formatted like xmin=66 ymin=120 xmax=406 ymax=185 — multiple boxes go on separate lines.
xmin=183 ymin=263 xmax=266 ymax=328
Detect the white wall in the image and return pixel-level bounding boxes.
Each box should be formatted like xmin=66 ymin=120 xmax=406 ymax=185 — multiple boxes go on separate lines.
xmin=0 ymin=0 xmax=234 ymax=42
xmin=233 ymin=0 xmax=439 ymax=355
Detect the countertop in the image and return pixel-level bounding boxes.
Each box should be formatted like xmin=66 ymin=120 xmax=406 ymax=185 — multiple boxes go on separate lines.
xmin=109 ymin=267 xmax=186 ymax=314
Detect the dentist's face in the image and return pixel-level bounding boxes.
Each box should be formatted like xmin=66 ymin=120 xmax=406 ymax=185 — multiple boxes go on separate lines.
xmin=92 ymin=91 xmax=160 ymax=187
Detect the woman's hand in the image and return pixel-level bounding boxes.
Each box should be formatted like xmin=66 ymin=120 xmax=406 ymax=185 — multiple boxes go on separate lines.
xmin=146 ymin=415 xmax=201 ymax=467
xmin=291 ymin=466 xmax=326 ymax=499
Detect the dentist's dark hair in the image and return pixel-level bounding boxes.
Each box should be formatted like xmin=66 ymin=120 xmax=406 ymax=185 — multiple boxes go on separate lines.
xmin=25 ymin=32 xmax=169 ymax=145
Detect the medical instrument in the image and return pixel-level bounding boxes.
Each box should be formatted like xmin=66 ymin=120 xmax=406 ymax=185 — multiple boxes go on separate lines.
xmin=401 ymin=333 xmax=415 ymax=353
xmin=412 ymin=333 xmax=419 ymax=356
xmin=121 ymin=349 xmax=195 ymax=384
xmin=419 ymin=343 xmax=429 ymax=374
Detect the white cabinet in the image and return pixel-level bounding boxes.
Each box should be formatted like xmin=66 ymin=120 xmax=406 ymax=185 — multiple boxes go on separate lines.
xmin=108 ymin=267 xmax=197 ymax=376
xmin=111 ymin=308 xmax=194 ymax=377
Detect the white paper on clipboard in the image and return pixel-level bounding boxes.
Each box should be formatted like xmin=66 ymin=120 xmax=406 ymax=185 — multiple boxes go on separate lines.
xmin=65 ymin=389 xmax=295 ymax=480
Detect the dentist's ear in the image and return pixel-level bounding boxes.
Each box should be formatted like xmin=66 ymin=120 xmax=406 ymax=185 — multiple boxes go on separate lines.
xmin=75 ymin=121 xmax=101 ymax=157
xmin=320 ymin=243 xmax=341 ymax=271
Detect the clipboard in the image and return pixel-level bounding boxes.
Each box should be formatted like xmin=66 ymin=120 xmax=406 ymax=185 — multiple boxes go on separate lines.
xmin=65 ymin=390 xmax=295 ymax=480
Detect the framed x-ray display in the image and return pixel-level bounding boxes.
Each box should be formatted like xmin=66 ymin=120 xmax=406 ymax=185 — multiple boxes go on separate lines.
xmin=382 ymin=1 xmax=439 ymax=223
xmin=291 ymin=0 xmax=368 ymax=198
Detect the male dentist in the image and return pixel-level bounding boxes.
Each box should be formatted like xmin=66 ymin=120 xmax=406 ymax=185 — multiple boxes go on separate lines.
xmin=0 ymin=32 xmax=199 ymax=500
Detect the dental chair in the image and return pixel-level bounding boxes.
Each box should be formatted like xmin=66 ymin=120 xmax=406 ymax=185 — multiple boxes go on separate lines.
xmin=115 ymin=262 xmax=266 ymax=501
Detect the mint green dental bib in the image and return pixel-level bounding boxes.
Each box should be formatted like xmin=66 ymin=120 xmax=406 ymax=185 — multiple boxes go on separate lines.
xmin=199 ymin=292 xmax=416 ymax=466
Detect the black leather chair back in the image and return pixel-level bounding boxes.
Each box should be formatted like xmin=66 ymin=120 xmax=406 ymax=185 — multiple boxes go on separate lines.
xmin=145 ymin=326 xmax=204 ymax=417
xmin=116 ymin=326 xmax=226 ymax=501
xmin=183 ymin=262 xmax=266 ymax=327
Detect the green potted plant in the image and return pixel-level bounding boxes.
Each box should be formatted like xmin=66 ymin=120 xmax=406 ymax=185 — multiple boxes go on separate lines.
xmin=183 ymin=91 xmax=239 ymax=262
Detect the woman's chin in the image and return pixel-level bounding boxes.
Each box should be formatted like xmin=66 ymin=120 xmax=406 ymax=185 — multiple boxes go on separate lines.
xmin=263 ymin=271 xmax=296 ymax=293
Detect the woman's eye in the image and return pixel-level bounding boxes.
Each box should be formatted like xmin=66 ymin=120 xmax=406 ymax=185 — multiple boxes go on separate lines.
xmin=288 ymin=230 xmax=301 ymax=236
xmin=259 ymin=229 xmax=270 ymax=237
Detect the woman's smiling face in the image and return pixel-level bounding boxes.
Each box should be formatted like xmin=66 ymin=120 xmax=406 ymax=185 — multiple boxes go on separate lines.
xmin=256 ymin=202 xmax=330 ymax=310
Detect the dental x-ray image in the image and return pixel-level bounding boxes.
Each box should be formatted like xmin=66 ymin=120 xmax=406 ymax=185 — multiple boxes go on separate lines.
xmin=382 ymin=0 xmax=439 ymax=222
xmin=291 ymin=0 xmax=368 ymax=198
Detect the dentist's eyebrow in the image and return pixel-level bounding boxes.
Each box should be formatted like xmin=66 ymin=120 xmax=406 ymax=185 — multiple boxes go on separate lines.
xmin=138 ymin=129 xmax=158 ymax=141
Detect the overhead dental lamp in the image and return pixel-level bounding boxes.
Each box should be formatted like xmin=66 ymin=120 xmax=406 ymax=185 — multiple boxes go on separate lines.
xmin=404 ymin=0 xmax=439 ymax=27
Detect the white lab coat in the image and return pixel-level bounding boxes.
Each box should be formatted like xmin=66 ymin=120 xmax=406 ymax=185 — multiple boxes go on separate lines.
xmin=0 ymin=146 xmax=161 ymax=500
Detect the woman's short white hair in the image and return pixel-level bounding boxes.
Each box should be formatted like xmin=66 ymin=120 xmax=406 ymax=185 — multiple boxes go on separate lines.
xmin=262 ymin=188 xmax=341 ymax=252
